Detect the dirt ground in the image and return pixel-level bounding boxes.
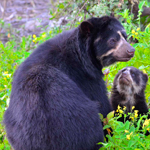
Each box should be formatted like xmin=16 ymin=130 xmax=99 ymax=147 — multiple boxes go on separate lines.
xmin=0 ymin=0 xmax=56 ymax=43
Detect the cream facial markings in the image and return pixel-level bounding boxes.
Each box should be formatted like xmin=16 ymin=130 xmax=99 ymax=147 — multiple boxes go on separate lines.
xmin=100 ymin=31 xmax=125 ymax=60
xmin=117 ymin=31 xmax=126 ymax=40
xmin=94 ymin=37 xmax=101 ymax=44
xmin=116 ymin=67 xmax=135 ymax=106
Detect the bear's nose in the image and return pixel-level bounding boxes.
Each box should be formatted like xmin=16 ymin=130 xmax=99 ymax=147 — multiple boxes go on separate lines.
xmin=122 ymin=70 xmax=128 ymax=76
xmin=127 ymin=47 xmax=135 ymax=56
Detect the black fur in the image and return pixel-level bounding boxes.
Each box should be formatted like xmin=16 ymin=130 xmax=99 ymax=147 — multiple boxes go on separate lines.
xmin=4 ymin=16 xmax=133 ymax=150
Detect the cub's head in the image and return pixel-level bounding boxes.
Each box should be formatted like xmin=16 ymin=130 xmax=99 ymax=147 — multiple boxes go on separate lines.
xmin=113 ymin=67 xmax=148 ymax=95
xmin=79 ymin=16 xmax=135 ymax=67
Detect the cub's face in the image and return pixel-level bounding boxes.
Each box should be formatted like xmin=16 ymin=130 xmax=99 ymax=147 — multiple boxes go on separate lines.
xmin=114 ymin=67 xmax=148 ymax=95
xmin=80 ymin=16 xmax=135 ymax=67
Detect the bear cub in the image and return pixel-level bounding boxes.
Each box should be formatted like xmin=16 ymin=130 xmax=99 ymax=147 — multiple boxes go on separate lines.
xmin=110 ymin=66 xmax=149 ymax=122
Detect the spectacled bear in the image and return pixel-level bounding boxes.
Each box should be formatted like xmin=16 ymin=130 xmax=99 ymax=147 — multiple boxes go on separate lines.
xmin=4 ymin=16 xmax=135 ymax=150
xmin=110 ymin=66 xmax=149 ymax=122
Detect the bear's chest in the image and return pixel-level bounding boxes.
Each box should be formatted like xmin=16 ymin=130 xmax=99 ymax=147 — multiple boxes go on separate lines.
xmin=74 ymin=76 xmax=112 ymax=116
xmin=80 ymin=79 xmax=106 ymax=101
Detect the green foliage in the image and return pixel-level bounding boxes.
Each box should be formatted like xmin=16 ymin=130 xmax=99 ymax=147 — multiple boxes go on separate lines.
xmin=0 ymin=107 xmax=11 ymax=150
xmin=99 ymin=108 xmax=150 ymax=150
xmin=0 ymin=38 xmax=32 ymax=149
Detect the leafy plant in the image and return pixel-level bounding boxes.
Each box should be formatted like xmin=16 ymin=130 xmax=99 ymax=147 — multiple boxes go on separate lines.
xmin=99 ymin=108 xmax=150 ymax=150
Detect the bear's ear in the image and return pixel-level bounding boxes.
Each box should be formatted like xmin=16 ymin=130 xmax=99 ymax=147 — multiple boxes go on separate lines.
xmin=101 ymin=16 xmax=111 ymax=26
xmin=143 ymin=73 xmax=148 ymax=83
xmin=80 ymin=21 xmax=93 ymax=35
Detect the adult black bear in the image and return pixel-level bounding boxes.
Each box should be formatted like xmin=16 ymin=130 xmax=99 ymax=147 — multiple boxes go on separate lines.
xmin=111 ymin=66 xmax=149 ymax=122
xmin=4 ymin=16 xmax=135 ymax=150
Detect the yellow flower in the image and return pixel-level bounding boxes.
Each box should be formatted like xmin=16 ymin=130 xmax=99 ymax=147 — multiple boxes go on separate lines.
xmin=119 ymin=109 xmax=123 ymax=114
xmin=143 ymin=119 xmax=149 ymax=128
xmin=4 ymin=71 xmax=8 ymax=74
xmin=137 ymin=27 xmax=140 ymax=31
xmin=134 ymin=110 xmax=139 ymax=114
xmin=135 ymin=32 xmax=138 ymax=35
xmin=33 ymin=40 xmax=35 ymax=43
xmin=4 ymin=77 xmax=7 ymax=81
xmin=123 ymin=106 xmax=126 ymax=110
xmin=130 ymin=116 xmax=134 ymax=121
xmin=132 ymin=106 xmax=135 ymax=110
xmin=125 ymin=130 xmax=129 ymax=133
xmin=132 ymin=35 xmax=135 ymax=38
xmin=132 ymin=30 xmax=135 ymax=34
xmin=42 ymin=34 xmax=46 ymax=38
xmin=134 ymin=113 xmax=138 ymax=118
xmin=6 ymin=74 xmax=10 ymax=78
xmin=134 ymin=109 xmax=138 ymax=118
xmin=126 ymin=134 xmax=131 ymax=140
xmin=117 ymin=105 xmax=121 ymax=110
xmin=33 ymin=34 xmax=36 ymax=38
xmin=143 ymin=69 xmax=146 ymax=74
xmin=147 ymin=128 xmax=150 ymax=131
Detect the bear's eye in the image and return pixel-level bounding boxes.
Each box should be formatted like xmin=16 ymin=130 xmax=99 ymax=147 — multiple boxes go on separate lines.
xmin=122 ymin=69 xmax=126 ymax=72
xmin=131 ymin=72 xmax=135 ymax=77
xmin=108 ymin=38 xmax=117 ymax=47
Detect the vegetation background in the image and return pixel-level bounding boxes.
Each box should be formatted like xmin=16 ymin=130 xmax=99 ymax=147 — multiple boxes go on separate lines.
xmin=0 ymin=0 xmax=150 ymax=149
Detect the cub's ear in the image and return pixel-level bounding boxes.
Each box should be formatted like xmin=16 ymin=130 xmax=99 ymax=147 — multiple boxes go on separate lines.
xmin=143 ymin=73 xmax=148 ymax=83
xmin=80 ymin=21 xmax=93 ymax=35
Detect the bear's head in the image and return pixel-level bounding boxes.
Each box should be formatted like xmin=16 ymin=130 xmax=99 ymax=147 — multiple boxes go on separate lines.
xmin=113 ymin=66 xmax=148 ymax=95
xmin=79 ymin=16 xmax=135 ymax=67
